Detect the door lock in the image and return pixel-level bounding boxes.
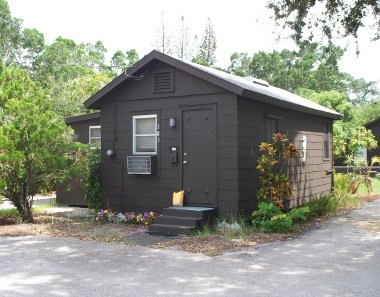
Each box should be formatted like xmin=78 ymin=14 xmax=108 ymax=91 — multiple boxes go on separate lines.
xmin=183 ymin=160 xmax=187 ymax=164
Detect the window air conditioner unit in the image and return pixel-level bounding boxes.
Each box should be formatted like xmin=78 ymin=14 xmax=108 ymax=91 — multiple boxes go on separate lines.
xmin=127 ymin=156 xmax=157 ymax=175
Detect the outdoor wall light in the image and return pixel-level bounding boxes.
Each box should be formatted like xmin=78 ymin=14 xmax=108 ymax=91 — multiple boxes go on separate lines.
xmin=169 ymin=117 xmax=176 ymax=128
xmin=106 ymin=149 xmax=116 ymax=158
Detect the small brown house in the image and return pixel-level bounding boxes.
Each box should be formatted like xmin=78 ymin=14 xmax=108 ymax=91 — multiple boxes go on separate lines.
xmin=365 ymin=118 xmax=380 ymax=163
xmin=83 ymin=50 xmax=340 ymax=215
xmin=56 ymin=112 xmax=101 ymax=206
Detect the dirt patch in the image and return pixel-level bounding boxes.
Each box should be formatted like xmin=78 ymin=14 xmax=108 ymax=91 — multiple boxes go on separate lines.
xmin=155 ymin=233 xmax=290 ymax=256
xmin=0 ymin=215 xmax=146 ymax=243
xmin=1 ymin=195 xmax=379 ymax=255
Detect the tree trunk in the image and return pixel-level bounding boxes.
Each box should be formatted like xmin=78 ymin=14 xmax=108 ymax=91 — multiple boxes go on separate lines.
xmin=14 ymin=201 xmax=34 ymax=223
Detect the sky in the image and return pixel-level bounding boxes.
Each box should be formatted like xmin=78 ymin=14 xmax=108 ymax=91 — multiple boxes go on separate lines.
xmin=6 ymin=0 xmax=380 ymax=83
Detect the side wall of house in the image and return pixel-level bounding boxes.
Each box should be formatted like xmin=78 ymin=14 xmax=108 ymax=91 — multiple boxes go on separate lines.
xmin=56 ymin=117 xmax=100 ymax=206
xmin=237 ymin=96 xmax=333 ymax=213
xmin=100 ymin=61 xmax=240 ymax=213
xmin=69 ymin=119 xmax=101 ymax=144
xmin=366 ymin=121 xmax=380 ymax=163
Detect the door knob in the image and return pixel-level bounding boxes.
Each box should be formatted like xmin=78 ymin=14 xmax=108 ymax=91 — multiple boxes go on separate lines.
xmin=183 ymin=160 xmax=187 ymax=164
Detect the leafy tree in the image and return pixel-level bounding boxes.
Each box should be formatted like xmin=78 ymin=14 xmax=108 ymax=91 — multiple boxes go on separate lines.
xmin=0 ymin=0 xmax=22 ymax=64
xmin=33 ymin=37 xmax=94 ymax=85
xmin=228 ymin=52 xmax=251 ymax=76
xmin=20 ymin=28 xmax=45 ymax=69
xmin=0 ymin=65 xmax=85 ymax=222
xmin=295 ymin=88 xmax=354 ymax=122
xmin=51 ymin=72 xmax=112 ymax=117
xmin=110 ymin=50 xmax=126 ymax=73
xmin=354 ymin=101 xmax=380 ymax=126
xmin=193 ymin=18 xmax=217 ymax=66
xmin=297 ymin=88 xmax=377 ymax=163
xmin=85 ymin=40 xmax=107 ymax=71
xmin=0 ymin=62 xmax=46 ymax=108
xmin=126 ymin=49 xmax=139 ymax=67
xmin=267 ymin=0 xmax=380 ymax=45
xmin=247 ymin=42 xmax=378 ymax=102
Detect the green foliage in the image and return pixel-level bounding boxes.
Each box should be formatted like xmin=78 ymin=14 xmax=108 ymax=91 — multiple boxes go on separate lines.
xmin=194 ymin=18 xmax=217 ymax=66
xmin=250 ymin=43 xmax=345 ymax=92
xmin=0 ymin=65 xmax=85 ymax=222
xmin=85 ymin=148 xmax=102 ymax=211
xmin=228 ymin=52 xmax=251 ymax=76
xmin=296 ymin=89 xmax=354 ymax=122
xmin=297 ymin=88 xmax=377 ymax=163
xmin=333 ymin=173 xmax=354 ymax=207
xmin=267 ymin=0 xmax=380 ymax=45
xmin=110 ymin=49 xmax=139 ymax=74
xmin=0 ymin=0 xmax=22 ymax=64
xmin=252 ymin=202 xmax=309 ymax=233
xmin=50 ymin=72 xmax=112 ymax=117
xmin=256 ymin=133 xmax=298 ymax=208
xmin=246 ymin=43 xmax=378 ymax=103
xmin=304 ymin=194 xmax=337 ymax=219
xmin=287 ymin=206 xmax=310 ymax=223
xmin=251 ymin=201 xmax=281 ymax=223
xmin=355 ymin=102 xmax=380 ymax=126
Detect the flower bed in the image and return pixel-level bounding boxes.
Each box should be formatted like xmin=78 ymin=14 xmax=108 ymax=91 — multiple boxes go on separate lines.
xmin=96 ymin=209 xmax=159 ymax=225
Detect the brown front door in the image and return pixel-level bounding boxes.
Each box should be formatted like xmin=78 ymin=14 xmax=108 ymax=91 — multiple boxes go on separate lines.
xmin=182 ymin=106 xmax=217 ymax=206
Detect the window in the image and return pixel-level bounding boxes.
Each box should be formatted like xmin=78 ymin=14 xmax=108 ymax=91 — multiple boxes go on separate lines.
xmin=89 ymin=126 xmax=101 ymax=146
xmin=266 ymin=116 xmax=279 ymax=142
xmin=133 ymin=115 xmax=157 ymax=155
xmin=323 ymin=124 xmax=330 ymax=159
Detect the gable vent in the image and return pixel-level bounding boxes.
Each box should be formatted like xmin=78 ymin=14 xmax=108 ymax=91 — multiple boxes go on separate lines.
xmin=154 ymin=71 xmax=173 ymax=93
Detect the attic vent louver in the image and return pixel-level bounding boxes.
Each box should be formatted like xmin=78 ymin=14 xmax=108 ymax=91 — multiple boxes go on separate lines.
xmin=154 ymin=71 xmax=173 ymax=93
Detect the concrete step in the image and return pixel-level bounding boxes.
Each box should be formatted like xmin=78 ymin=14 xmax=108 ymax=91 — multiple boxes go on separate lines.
xmin=148 ymin=206 xmax=217 ymax=236
xmin=148 ymin=224 xmax=194 ymax=236
xmin=162 ymin=207 xmax=216 ymax=219
xmin=154 ymin=215 xmax=202 ymax=228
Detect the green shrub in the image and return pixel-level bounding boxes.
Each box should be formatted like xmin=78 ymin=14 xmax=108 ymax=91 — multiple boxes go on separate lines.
xmin=252 ymin=201 xmax=282 ymax=224
xmin=333 ymin=173 xmax=353 ymax=207
xmin=288 ymin=206 xmax=310 ymax=223
xmin=304 ymin=194 xmax=337 ymax=218
xmin=259 ymin=213 xmax=293 ymax=233
xmin=252 ymin=202 xmax=310 ymax=233
xmin=256 ymin=133 xmax=298 ymax=208
xmin=85 ymin=148 xmax=102 ymax=210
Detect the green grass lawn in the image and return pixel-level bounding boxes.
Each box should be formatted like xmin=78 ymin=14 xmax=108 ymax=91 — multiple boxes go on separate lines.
xmin=0 ymin=202 xmax=54 ymax=218
xmin=356 ymin=176 xmax=380 ymax=195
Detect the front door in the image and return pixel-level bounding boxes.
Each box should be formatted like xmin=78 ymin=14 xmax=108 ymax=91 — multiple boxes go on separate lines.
xmin=182 ymin=106 xmax=217 ymax=206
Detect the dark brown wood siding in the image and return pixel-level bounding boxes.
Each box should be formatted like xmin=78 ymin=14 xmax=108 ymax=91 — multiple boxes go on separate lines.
xmin=366 ymin=121 xmax=380 ymax=163
xmin=69 ymin=118 xmax=101 ymax=144
xmin=237 ymin=96 xmax=333 ymax=213
xmin=56 ymin=117 xmax=100 ymax=206
xmin=100 ymin=61 xmax=239 ymax=214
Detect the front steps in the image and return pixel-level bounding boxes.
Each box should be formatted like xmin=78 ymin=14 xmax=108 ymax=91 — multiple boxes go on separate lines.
xmin=148 ymin=206 xmax=216 ymax=236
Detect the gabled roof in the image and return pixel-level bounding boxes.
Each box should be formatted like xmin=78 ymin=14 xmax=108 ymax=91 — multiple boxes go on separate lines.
xmin=84 ymin=50 xmax=341 ymax=120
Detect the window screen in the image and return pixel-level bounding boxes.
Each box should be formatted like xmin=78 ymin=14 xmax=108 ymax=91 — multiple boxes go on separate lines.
xmin=133 ymin=115 xmax=157 ymax=154
xmin=89 ymin=126 xmax=101 ymax=146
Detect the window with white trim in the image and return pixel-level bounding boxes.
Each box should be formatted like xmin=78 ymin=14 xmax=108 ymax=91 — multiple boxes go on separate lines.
xmin=133 ymin=115 xmax=157 ymax=155
xmin=89 ymin=126 xmax=101 ymax=146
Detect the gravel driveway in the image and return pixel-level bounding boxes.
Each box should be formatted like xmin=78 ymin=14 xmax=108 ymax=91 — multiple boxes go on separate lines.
xmin=1 ymin=200 xmax=379 ymax=297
